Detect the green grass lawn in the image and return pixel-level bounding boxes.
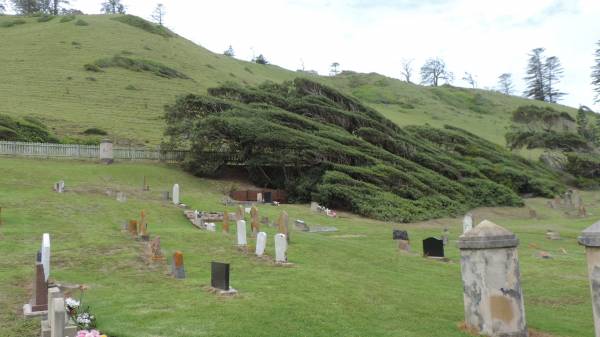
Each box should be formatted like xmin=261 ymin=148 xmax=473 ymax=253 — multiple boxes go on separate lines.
xmin=0 ymin=157 xmax=597 ymax=337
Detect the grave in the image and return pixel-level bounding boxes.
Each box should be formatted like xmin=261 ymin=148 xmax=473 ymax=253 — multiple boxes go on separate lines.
xmin=99 ymin=139 xmax=113 ymax=164
xmin=172 ymin=184 xmax=180 ymax=205
xmin=308 ymin=226 xmax=338 ymax=233
xmin=463 ymin=213 xmax=473 ymax=233
xmin=442 ymin=228 xmax=449 ymax=246
xmin=250 ymin=206 xmax=259 ymax=237
xmin=206 ymin=222 xmax=216 ymax=231
xmin=277 ymin=211 xmax=290 ymax=243
xmin=139 ymin=210 xmax=149 ymax=241
xmin=256 ymin=232 xmax=267 ymax=257
xmin=24 ymin=234 xmax=51 ymax=316
xmin=116 ymin=192 xmax=127 ymax=202
xmin=172 ymin=251 xmax=186 ymax=279
xmin=42 ymin=233 xmax=50 ymax=283
xmin=236 ymin=220 xmax=247 ymax=246
xmin=393 ymin=230 xmax=410 ymax=252
xmin=422 ymin=237 xmax=444 ymax=258
xmin=53 ymin=181 xmax=65 ymax=193
xmin=546 ymin=230 xmax=561 ymax=240
xmin=294 ymin=220 xmax=309 ymax=232
xmin=223 ymin=210 xmax=230 ymax=234
xmin=310 ymin=202 xmax=319 ymax=212
xmin=40 ymin=288 xmax=77 ymax=337
xmin=578 ymin=220 xmax=600 ymax=337
xmin=162 ymin=191 xmax=170 ymax=201
xmin=128 ymin=220 xmax=138 ymax=236
xmin=210 ymin=262 xmax=237 ymax=295
xmin=146 ymin=236 xmax=165 ymax=261
xmin=275 ymin=233 xmax=288 ymax=263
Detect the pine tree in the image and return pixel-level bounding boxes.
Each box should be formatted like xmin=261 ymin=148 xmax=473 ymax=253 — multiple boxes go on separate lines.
xmin=592 ymin=41 xmax=600 ymax=104
xmin=10 ymin=0 xmax=40 ymax=14
xmin=151 ymin=3 xmax=165 ymax=25
xmin=101 ymin=0 xmax=125 ymax=14
xmin=497 ymin=73 xmax=514 ymax=95
xmin=544 ymin=56 xmax=566 ymax=103
xmin=254 ymin=54 xmax=268 ymax=65
xmin=523 ymin=48 xmax=545 ymax=101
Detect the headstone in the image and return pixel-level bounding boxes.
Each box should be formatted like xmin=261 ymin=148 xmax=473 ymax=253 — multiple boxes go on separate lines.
xmin=99 ymin=139 xmax=114 ymax=164
xmin=41 ymin=233 xmax=50 ymax=282
xmin=277 ymin=211 xmax=289 ymax=243
xmin=275 ymin=233 xmax=288 ymax=263
xmin=139 ymin=210 xmax=148 ymax=239
xmin=172 ymin=251 xmax=186 ymax=279
xmin=222 ymin=210 xmax=230 ymax=234
xmin=143 ymin=176 xmax=149 ymax=191
xmin=295 ymin=220 xmax=309 ymax=232
xmin=442 ymin=228 xmax=449 ymax=246
xmin=206 ymin=223 xmax=216 ymax=232
xmin=128 ymin=220 xmax=138 ymax=236
xmin=236 ymin=205 xmax=244 ymax=221
xmin=148 ymin=236 xmax=164 ymax=261
xmin=172 ymin=184 xmax=180 ymax=205
xmin=250 ymin=206 xmax=259 ymax=236
xmin=393 ymin=230 xmax=409 ymax=241
xmin=578 ymin=220 xmax=600 ymax=337
xmin=116 ymin=192 xmax=126 ymax=202
xmin=211 ymin=262 xmax=230 ymax=290
xmin=236 ymin=220 xmax=247 ymax=246
xmin=50 ymin=298 xmax=65 ymax=337
xmin=458 ymin=220 xmax=527 ymax=337
xmin=30 ymin=262 xmax=48 ymax=312
xmin=463 ymin=213 xmax=473 ymax=233
xmin=54 ymin=181 xmax=65 ymax=193
xmin=310 ymin=202 xmax=319 ymax=212
xmin=162 ymin=191 xmax=170 ymax=201
xmin=422 ymin=237 xmax=444 ymax=258
xmin=546 ymin=230 xmax=560 ymax=240
xmin=256 ymin=232 xmax=267 ymax=257
xmin=257 ymin=193 xmax=263 ymax=203
xmin=41 ymin=288 xmax=77 ymax=337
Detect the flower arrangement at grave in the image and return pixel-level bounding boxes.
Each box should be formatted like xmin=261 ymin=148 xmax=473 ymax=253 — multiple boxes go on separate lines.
xmin=65 ymin=286 xmax=99 ymax=331
xmin=76 ymin=330 xmax=107 ymax=337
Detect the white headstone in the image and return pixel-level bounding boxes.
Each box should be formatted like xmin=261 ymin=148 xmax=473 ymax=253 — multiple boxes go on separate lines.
xmin=275 ymin=233 xmax=287 ymax=263
xmin=206 ymin=223 xmax=216 ymax=232
xmin=257 ymin=193 xmax=263 ymax=203
xmin=172 ymin=184 xmax=180 ymax=205
xmin=256 ymin=232 xmax=267 ymax=257
xmin=463 ymin=213 xmax=473 ymax=234
xmin=42 ymin=233 xmax=50 ymax=282
xmin=310 ymin=202 xmax=319 ymax=212
xmin=236 ymin=220 xmax=247 ymax=246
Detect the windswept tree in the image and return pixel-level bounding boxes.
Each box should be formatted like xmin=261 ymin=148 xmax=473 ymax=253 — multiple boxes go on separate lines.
xmin=254 ymin=54 xmax=268 ymax=65
xmin=544 ymin=56 xmax=565 ymax=103
xmin=151 ymin=3 xmax=165 ymax=25
xmin=101 ymin=0 xmax=125 ymax=14
xmin=223 ymin=45 xmax=235 ymax=57
xmin=420 ymin=58 xmax=452 ymax=86
xmin=592 ymin=40 xmax=600 ymax=104
xmin=10 ymin=0 xmax=39 ymax=14
xmin=462 ymin=72 xmax=476 ymax=88
xmin=497 ymin=73 xmax=514 ymax=95
xmin=330 ymin=62 xmax=340 ymax=76
xmin=400 ymin=58 xmax=413 ymax=83
xmin=523 ymin=48 xmax=546 ymax=101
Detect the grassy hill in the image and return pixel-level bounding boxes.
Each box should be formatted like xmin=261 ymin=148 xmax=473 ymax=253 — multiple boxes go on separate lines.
xmin=0 ymin=14 xmax=578 ymax=148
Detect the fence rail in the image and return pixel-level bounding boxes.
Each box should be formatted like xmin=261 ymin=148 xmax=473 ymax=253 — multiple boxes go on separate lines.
xmin=0 ymin=141 xmax=189 ymax=163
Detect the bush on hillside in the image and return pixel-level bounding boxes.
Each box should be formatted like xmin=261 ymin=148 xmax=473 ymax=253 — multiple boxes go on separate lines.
xmin=84 ymin=63 xmax=103 ymax=72
xmin=1 ymin=18 xmax=26 ymax=28
xmin=59 ymin=15 xmax=76 ymax=23
xmin=37 ymin=15 xmax=54 ymax=22
xmin=0 ymin=114 xmax=59 ymax=143
xmin=164 ymin=78 xmax=564 ymax=222
xmin=111 ymin=15 xmax=172 ymax=37
xmin=92 ymin=55 xmax=189 ymax=79
xmin=74 ymin=19 xmax=88 ymax=26
xmin=82 ymin=128 xmax=107 ymax=135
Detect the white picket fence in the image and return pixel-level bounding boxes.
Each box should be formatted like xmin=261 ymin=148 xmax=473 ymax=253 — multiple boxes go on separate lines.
xmin=0 ymin=141 xmax=189 ymax=162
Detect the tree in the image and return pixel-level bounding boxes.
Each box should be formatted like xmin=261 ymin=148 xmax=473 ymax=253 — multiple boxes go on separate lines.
xmin=523 ymin=48 xmax=546 ymax=101
xmin=254 ymin=54 xmax=268 ymax=65
xmin=544 ymin=56 xmax=566 ymax=103
xmin=330 ymin=62 xmax=340 ymax=76
xmin=0 ymin=1 xmax=5 ymax=13
xmin=101 ymin=0 xmax=125 ymax=14
xmin=420 ymin=58 xmax=452 ymax=86
xmin=223 ymin=45 xmax=235 ymax=57
xmin=10 ymin=0 xmax=40 ymax=14
xmin=497 ymin=73 xmax=514 ymax=95
xmin=592 ymin=41 xmax=600 ymax=104
xmin=400 ymin=59 xmax=413 ymax=83
xmin=151 ymin=3 xmax=165 ymax=25
xmin=462 ymin=72 xmax=476 ymax=88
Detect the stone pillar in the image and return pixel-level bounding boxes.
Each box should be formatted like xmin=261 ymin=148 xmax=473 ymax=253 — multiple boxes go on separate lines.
xmin=31 ymin=262 xmax=48 ymax=311
xmin=250 ymin=206 xmax=259 ymax=237
xmin=222 ymin=211 xmax=230 ymax=234
xmin=278 ymin=211 xmax=289 ymax=243
xmin=256 ymin=232 xmax=267 ymax=257
xmin=578 ymin=220 xmax=600 ymax=337
xmin=99 ymin=139 xmax=113 ymax=164
xmin=172 ymin=251 xmax=186 ymax=279
xmin=236 ymin=220 xmax=247 ymax=246
xmin=275 ymin=233 xmax=287 ymax=263
xmin=458 ymin=220 xmax=527 ymax=337
xmin=50 ymin=298 xmax=65 ymax=337
xmin=463 ymin=213 xmax=473 ymax=234
xmin=172 ymin=184 xmax=180 ymax=205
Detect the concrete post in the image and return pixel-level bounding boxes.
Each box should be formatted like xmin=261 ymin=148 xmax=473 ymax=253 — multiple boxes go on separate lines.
xmin=458 ymin=220 xmax=528 ymax=337
xmin=578 ymin=220 xmax=600 ymax=337
xmin=51 ymin=297 xmax=65 ymax=337
xmin=99 ymin=139 xmax=114 ymax=164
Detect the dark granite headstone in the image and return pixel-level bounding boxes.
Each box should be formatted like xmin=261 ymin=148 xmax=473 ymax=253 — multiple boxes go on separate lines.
xmin=422 ymin=237 xmax=444 ymax=257
xmin=211 ymin=262 xmax=230 ymax=291
xmin=393 ymin=230 xmax=409 ymax=241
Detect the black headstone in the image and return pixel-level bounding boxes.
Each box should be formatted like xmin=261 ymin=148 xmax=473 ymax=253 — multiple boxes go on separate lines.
xmin=393 ymin=230 xmax=409 ymax=241
xmin=211 ymin=262 xmax=230 ymax=290
xmin=36 ymin=250 xmax=42 ymax=262
xmin=422 ymin=237 xmax=444 ymax=257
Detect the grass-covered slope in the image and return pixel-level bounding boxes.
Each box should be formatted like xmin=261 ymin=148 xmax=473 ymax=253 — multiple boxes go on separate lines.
xmin=165 ymin=79 xmax=563 ymax=222
xmin=0 ymin=15 xmax=579 ymax=147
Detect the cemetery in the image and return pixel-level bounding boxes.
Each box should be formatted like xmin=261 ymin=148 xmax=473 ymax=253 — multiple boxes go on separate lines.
xmin=0 ymin=156 xmax=599 ymax=337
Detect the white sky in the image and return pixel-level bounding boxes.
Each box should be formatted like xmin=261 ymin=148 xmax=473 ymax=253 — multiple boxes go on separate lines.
xmin=60 ymin=1 xmax=600 ymax=110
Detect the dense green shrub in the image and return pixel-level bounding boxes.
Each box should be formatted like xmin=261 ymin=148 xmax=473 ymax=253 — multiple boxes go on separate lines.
xmin=74 ymin=19 xmax=88 ymax=26
xmin=82 ymin=128 xmax=107 ymax=135
xmin=1 ymin=18 xmax=26 ymax=28
xmin=93 ymin=55 xmax=189 ymax=79
xmin=0 ymin=114 xmax=58 ymax=142
xmin=37 ymin=15 xmax=54 ymax=22
xmin=84 ymin=63 xmax=102 ymax=72
xmin=164 ymin=79 xmax=564 ymax=222
xmin=59 ymin=15 xmax=76 ymax=23
xmin=111 ymin=15 xmax=172 ymax=37
xmin=565 ymin=152 xmax=600 ymax=179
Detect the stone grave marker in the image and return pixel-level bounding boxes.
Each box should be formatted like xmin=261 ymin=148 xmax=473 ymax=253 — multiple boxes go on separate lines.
xmin=236 ymin=205 xmax=244 ymax=221
xmin=211 ymin=261 xmax=237 ymax=294
xmin=223 ymin=210 xmax=230 ymax=234
xmin=295 ymin=219 xmax=309 ymax=232
xmin=250 ymin=206 xmax=259 ymax=237
xmin=310 ymin=202 xmax=319 ymax=212
xmin=40 ymin=288 xmax=77 ymax=337
xmin=578 ymin=220 xmax=600 ymax=337
xmin=277 ymin=211 xmax=290 ymax=243
xmin=422 ymin=237 xmax=444 ymax=258
xmin=172 ymin=184 xmax=180 ymax=205
xmin=162 ymin=191 xmax=170 ymax=201
xmin=393 ymin=229 xmax=410 ymax=252
xmin=463 ymin=213 xmax=473 ymax=233
xmin=442 ymin=228 xmax=449 ymax=246
xmin=116 ymin=192 xmax=126 ymax=202
xmin=256 ymin=232 xmax=267 ymax=257
xmin=99 ymin=139 xmax=113 ymax=164
xmin=236 ymin=220 xmax=247 ymax=246
xmin=308 ymin=226 xmax=338 ymax=233
xmin=275 ymin=233 xmax=288 ymax=263
xmin=172 ymin=251 xmax=186 ymax=279
xmin=257 ymin=192 xmax=263 ymax=203
xmin=206 ymin=223 xmax=216 ymax=231
xmin=147 ymin=236 xmax=164 ymax=261
xmin=42 ymin=233 xmax=50 ymax=282
xmin=546 ymin=230 xmax=561 ymax=240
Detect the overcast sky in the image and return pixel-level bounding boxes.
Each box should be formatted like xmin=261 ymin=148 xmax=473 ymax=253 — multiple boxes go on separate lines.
xmin=66 ymin=0 xmax=600 ymax=110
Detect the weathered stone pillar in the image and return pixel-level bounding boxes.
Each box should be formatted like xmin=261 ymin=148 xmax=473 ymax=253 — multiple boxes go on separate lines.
xmin=578 ymin=220 xmax=600 ymax=337
xmin=458 ymin=220 xmax=528 ymax=337
xmin=275 ymin=233 xmax=287 ymax=263
xmin=99 ymin=139 xmax=113 ymax=164
xmin=236 ymin=220 xmax=247 ymax=246
xmin=50 ymin=298 xmax=65 ymax=337
xmin=256 ymin=232 xmax=267 ymax=257
xmin=172 ymin=251 xmax=186 ymax=279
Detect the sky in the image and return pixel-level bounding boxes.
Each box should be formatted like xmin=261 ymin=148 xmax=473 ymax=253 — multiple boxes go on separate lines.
xmin=58 ymin=0 xmax=600 ymax=110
